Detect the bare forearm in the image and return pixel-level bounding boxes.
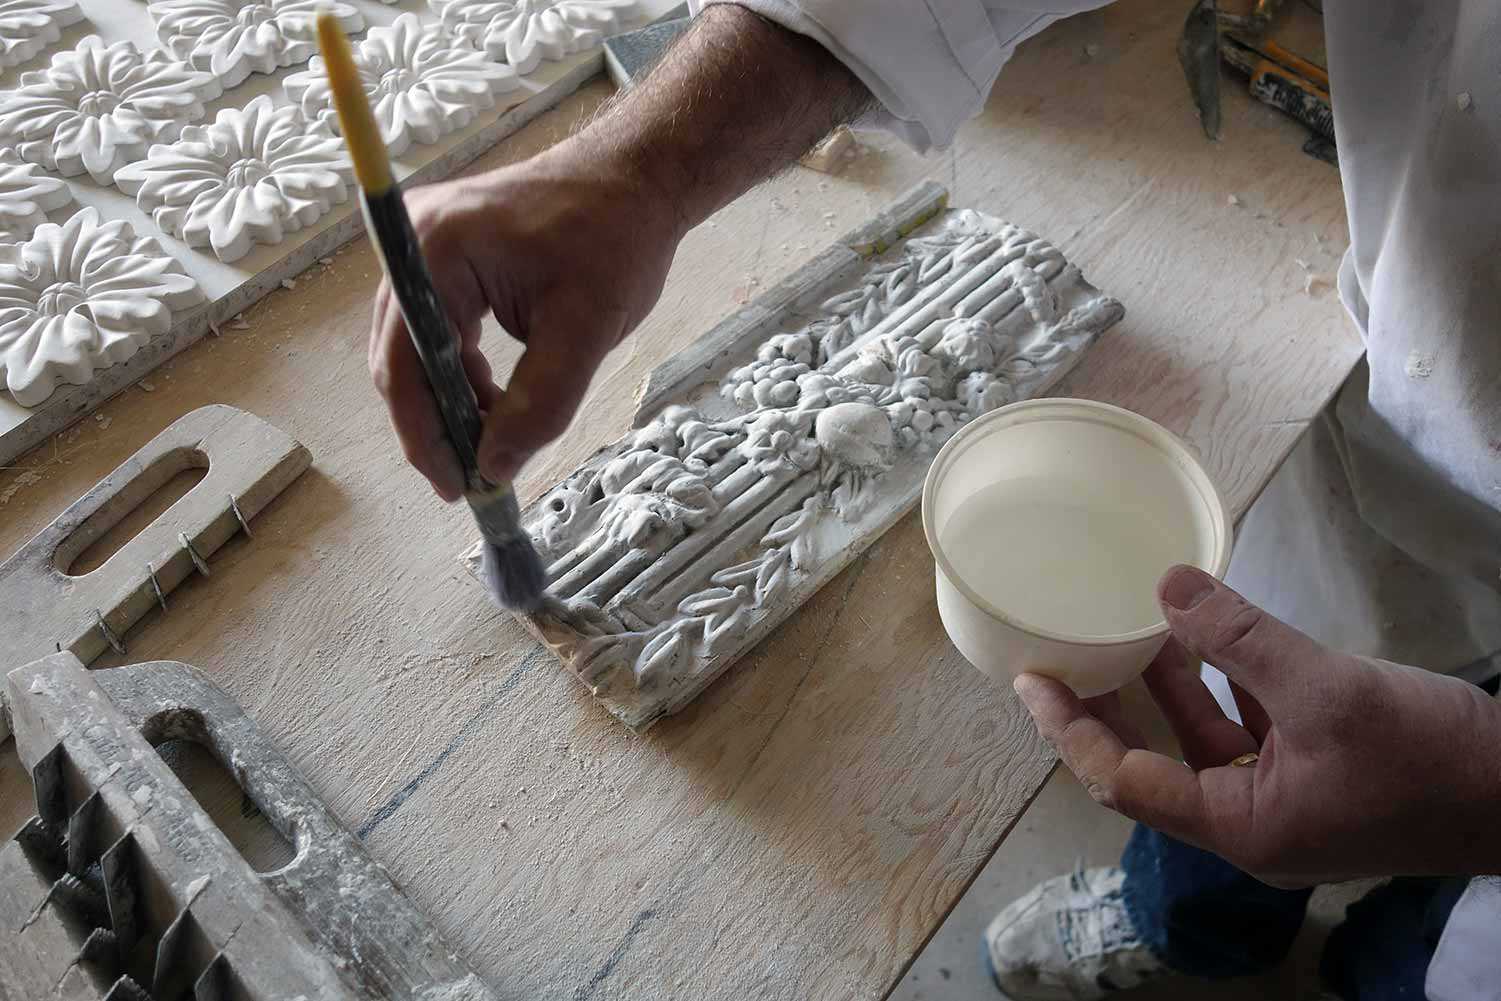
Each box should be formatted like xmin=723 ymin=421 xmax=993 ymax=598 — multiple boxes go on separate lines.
xmin=549 ymin=5 xmax=872 ymax=236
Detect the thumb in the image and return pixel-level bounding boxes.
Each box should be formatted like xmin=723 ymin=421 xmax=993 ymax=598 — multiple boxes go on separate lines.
xmin=477 ymin=322 xmax=614 ymax=485
xmin=1157 ymin=564 xmax=1330 ymax=710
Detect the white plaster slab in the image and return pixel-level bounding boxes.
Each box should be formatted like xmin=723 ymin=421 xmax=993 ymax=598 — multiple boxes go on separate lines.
xmin=463 ymin=183 xmax=1126 ymax=729
xmin=0 ymin=0 xmax=680 ymax=466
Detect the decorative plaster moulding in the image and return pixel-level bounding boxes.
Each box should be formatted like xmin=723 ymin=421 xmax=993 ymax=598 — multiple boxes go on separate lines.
xmin=116 ymin=95 xmax=355 ymax=264
xmin=0 ymin=35 xmax=222 ymax=185
xmin=0 ymin=0 xmax=84 ymax=69
xmin=428 ymin=0 xmax=642 ymax=75
xmin=0 ymin=149 xmax=73 ymax=244
xmin=462 ymin=183 xmax=1126 ymax=730
xmin=284 ymin=12 xmax=521 ymax=158
xmin=0 ymin=207 xmax=205 ymax=406
xmin=148 ymin=0 xmax=366 ymax=89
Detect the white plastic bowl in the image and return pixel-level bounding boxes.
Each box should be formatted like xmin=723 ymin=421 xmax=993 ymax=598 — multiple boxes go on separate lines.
xmin=921 ymin=399 xmax=1233 ymax=698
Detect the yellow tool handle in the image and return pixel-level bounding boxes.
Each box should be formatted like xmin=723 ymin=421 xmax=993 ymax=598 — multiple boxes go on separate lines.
xmin=1250 ymin=58 xmax=1330 ymax=104
xmin=1259 ymin=38 xmax=1329 ymax=89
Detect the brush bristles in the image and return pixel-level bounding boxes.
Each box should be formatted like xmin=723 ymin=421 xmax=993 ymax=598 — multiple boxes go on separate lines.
xmin=480 ymin=537 xmax=546 ymax=611
xmin=316 ymin=11 xmax=393 ymax=194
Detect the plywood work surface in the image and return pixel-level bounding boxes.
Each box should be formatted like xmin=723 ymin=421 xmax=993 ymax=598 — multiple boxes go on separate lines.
xmin=0 ymin=3 xmax=1361 ymax=999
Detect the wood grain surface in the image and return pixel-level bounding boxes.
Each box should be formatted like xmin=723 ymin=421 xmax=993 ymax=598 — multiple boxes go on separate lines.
xmin=0 ymin=3 xmax=1361 ymax=998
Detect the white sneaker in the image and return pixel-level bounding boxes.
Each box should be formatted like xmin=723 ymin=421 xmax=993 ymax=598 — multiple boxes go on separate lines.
xmin=983 ymin=866 xmax=1169 ymax=1000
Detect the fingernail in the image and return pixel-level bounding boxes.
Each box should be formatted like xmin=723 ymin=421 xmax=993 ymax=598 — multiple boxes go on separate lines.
xmin=1012 ymin=673 xmax=1044 ymax=709
xmin=1161 ymin=565 xmax=1215 ymax=611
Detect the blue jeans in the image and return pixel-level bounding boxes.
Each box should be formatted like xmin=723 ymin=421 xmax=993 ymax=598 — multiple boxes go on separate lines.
xmin=1121 ymin=826 xmax=1468 ymax=997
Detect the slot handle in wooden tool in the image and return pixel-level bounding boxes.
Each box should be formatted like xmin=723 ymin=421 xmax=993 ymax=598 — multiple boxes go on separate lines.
xmin=0 ymin=405 xmax=311 ymax=741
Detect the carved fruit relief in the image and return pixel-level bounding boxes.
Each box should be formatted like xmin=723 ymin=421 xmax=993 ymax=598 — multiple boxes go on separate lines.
xmin=284 ymin=12 xmax=520 ymax=158
xmin=0 ymin=0 xmax=84 ymax=68
xmin=0 ymin=150 xmax=73 ymax=244
xmin=148 ymin=0 xmax=366 ymax=88
xmin=427 ymin=0 xmax=641 ymax=75
xmin=115 ymin=95 xmax=354 ymax=264
xmin=0 ymin=207 xmax=204 ymax=407
xmin=0 ymin=36 xmax=222 ymax=185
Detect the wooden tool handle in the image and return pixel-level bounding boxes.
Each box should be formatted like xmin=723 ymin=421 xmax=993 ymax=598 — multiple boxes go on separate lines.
xmin=361 ymin=188 xmax=487 ymax=486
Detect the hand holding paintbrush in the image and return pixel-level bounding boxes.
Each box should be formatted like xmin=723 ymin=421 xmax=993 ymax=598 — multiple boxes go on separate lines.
xmin=315 ymin=12 xmax=545 ymax=610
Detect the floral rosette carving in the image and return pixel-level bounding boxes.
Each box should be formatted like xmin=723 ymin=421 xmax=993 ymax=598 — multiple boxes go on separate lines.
xmin=428 ymin=0 xmax=641 ymax=75
xmin=148 ymin=0 xmax=365 ymax=88
xmin=0 ymin=150 xmax=73 ymax=244
xmin=114 ymin=95 xmax=354 ymax=264
xmin=0 ymin=36 xmax=222 ymax=185
xmin=0 ymin=207 xmax=204 ymax=406
xmin=284 ymin=12 xmax=520 ymax=157
xmin=0 ymin=0 xmax=83 ymax=68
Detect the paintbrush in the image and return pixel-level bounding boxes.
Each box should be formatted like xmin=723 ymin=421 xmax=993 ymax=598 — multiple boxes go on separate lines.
xmin=316 ymin=12 xmax=545 ymax=611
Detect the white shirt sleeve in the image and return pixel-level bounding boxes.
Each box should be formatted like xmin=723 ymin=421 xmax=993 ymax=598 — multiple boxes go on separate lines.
xmin=689 ymin=1 xmax=1113 ymax=151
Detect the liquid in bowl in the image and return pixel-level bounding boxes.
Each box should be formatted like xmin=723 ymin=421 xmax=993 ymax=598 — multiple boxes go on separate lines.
xmin=939 ymin=476 xmax=1195 ymax=638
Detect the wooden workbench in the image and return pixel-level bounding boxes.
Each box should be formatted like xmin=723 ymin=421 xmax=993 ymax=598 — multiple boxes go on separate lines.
xmin=0 ymin=2 xmax=1360 ymax=997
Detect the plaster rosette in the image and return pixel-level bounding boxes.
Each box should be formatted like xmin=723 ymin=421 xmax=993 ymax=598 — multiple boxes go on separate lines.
xmin=0 ymin=149 xmax=73 ymax=244
xmin=462 ymin=183 xmax=1126 ymax=729
xmin=115 ymin=95 xmax=354 ymax=264
xmin=427 ymin=0 xmax=641 ymax=75
xmin=284 ymin=12 xmax=520 ymax=158
xmin=148 ymin=0 xmax=366 ymax=88
xmin=0 ymin=206 xmax=204 ymax=406
xmin=0 ymin=0 xmax=84 ymax=68
xmin=0 ymin=36 xmax=222 ymax=185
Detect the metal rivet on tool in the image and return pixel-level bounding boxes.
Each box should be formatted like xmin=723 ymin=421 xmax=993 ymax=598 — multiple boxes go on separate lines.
xmin=227 ymin=493 xmax=253 ymax=538
xmin=146 ymin=562 xmax=168 ymax=611
xmin=178 ymin=532 xmax=211 ymax=577
xmin=93 ymin=609 xmax=125 ymax=655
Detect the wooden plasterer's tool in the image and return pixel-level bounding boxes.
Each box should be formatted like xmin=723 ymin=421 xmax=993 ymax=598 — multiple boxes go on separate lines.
xmin=0 ymin=404 xmax=310 ymax=742
xmin=1 ymin=653 xmax=499 ymax=999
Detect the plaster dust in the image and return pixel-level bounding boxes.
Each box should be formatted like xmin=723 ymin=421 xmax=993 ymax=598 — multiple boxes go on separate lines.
xmin=0 ymin=1 xmax=1363 ymax=997
xmin=940 ymin=478 xmax=1192 ymax=637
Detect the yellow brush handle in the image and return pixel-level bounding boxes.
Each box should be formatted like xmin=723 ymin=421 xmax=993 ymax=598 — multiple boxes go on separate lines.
xmin=316 ymin=12 xmax=393 ymax=195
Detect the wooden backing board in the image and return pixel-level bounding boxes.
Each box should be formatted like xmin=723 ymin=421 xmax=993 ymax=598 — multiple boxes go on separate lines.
xmin=0 ymin=405 xmax=310 ymax=741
